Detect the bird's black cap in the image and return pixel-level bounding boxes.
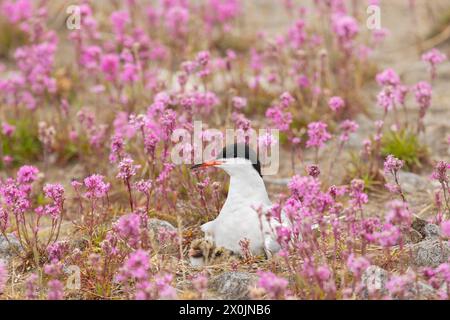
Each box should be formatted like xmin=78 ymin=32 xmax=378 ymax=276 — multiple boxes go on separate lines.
xmin=218 ymin=143 xmax=262 ymax=177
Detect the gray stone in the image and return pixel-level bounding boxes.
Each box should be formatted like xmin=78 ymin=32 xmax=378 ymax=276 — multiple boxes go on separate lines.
xmin=263 ymin=177 xmax=290 ymax=186
xmin=411 ymin=218 xmax=442 ymax=241
xmin=387 ymin=171 xmax=433 ymax=194
xmin=208 ymin=272 xmax=258 ymax=300
xmin=423 ymin=224 xmax=441 ymax=239
xmin=0 ymin=234 xmax=21 ymax=264
xmin=147 ymin=219 xmax=178 ymax=254
xmin=148 ymin=218 xmax=176 ymax=234
xmin=360 ymin=266 xmax=389 ymax=299
xmin=360 ymin=266 xmax=437 ymax=299
xmin=406 ymin=280 xmax=437 ymax=300
xmin=411 ymin=239 xmax=450 ymax=268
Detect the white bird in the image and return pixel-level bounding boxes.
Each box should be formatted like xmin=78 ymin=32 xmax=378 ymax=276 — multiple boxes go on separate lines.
xmin=190 ymin=143 xmax=287 ymax=264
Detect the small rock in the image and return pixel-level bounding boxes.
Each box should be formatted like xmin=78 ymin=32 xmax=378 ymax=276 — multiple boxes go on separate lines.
xmin=360 ymin=266 xmax=389 ymax=299
xmin=406 ymin=280 xmax=437 ymax=300
xmin=208 ymin=272 xmax=257 ymax=300
xmin=387 ymin=171 xmax=433 ymax=194
xmin=423 ymin=224 xmax=441 ymax=239
xmin=148 ymin=218 xmax=176 ymax=234
xmin=411 ymin=239 xmax=450 ymax=268
xmin=425 ymin=124 xmax=449 ymax=156
xmin=147 ymin=219 xmax=178 ymax=254
xmin=360 ymin=266 xmax=437 ymax=299
xmin=0 ymin=234 xmax=21 ymax=265
xmin=263 ymin=177 xmax=290 ymax=186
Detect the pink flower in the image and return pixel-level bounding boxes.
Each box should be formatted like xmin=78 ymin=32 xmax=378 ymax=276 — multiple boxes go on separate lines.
xmin=0 ymin=0 xmax=32 ymax=24
xmin=258 ymin=132 xmax=278 ymax=149
xmin=441 ymin=221 xmax=450 ymax=238
xmin=395 ymin=85 xmax=409 ymax=105
xmin=154 ymin=273 xmax=177 ymax=299
xmin=347 ymin=254 xmax=370 ymax=277
xmin=339 ymin=120 xmax=358 ymax=142
xmin=375 ymin=223 xmax=401 ymax=247
xmin=80 ymin=46 xmax=102 ymax=71
xmin=83 ymin=174 xmax=110 ymax=199
xmin=288 ymin=175 xmax=324 ymax=210
xmin=121 ymin=63 xmax=139 ymax=83
xmin=17 ymin=165 xmax=39 ymax=184
xmin=232 ymin=96 xmax=247 ymax=110
xmin=156 ymin=163 xmax=175 ymax=184
xmin=192 ymin=274 xmax=208 ymax=295
xmin=275 ymin=226 xmax=292 ymax=246
xmin=47 ymin=279 xmax=64 ymax=300
xmin=165 ymin=6 xmax=190 ymax=38
xmin=332 ymin=15 xmax=359 ymax=48
xmin=265 ymin=105 xmax=292 ymax=132
xmin=384 ymin=155 xmax=404 ymax=174
xmin=43 ymin=183 xmax=65 ymax=206
xmin=287 ymin=19 xmax=307 ymax=49
xmin=100 ymin=54 xmax=120 ymax=81
xmin=280 ymin=92 xmax=294 ymax=108
xmin=377 ymin=87 xmax=395 ymax=111
xmin=431 ymin=161 xmax=448 ymax=183
xmin=110 ymin=10 xmax=130 ymax=36
xmin=349 ymin=179 xmax=368 ymax=208
xmin=413 ymin=81 xmax=432 ymax=112
xmin=2 ymin=155 xmax=13 ymax=166
xmin=1 ymin=122 xmax=15 ymax=137
xmin=386 ymin=272 xmax=415 ymax=297
xmin=422 ymin=48 xmax=447 ymax=79
xmin=297 ymin=74 xmax=310 ymax=88
xmin=117 ymin=157 xmax=141 ymax=180
xmin=316 ymin=265 xmax=332 ymax=281
xmin=385 ymin=183 xmax=400 ymax=194
xmin=307 ymin=165 xmax=320 ymax=178
xmin=385 ymin=200 xmax=412 ymax=227
xmin=204 ymin=0 xmax=241 ymax=27
xmin=257 ymin=271 xmax=289 ymax=299
xmin=114 ymin=213 xmax=141 ymax=247
xmin=47 ymin=241 xmax=69 ymax=261
xmin=25 ymin=274 xmax=38 ymax=300
xmin=196 ymin=51 xmax=210 ymax=67
xmin=422 ymin=48 xmax=447 ymax=66
xmin=376 ymin=68 xmax=400 ymax=87
xmin=328 ymin=96 xmax=345 ymax=112
xmin=116 ymin=249 xmax=150 ymax=283
xmin=306 ymin=121 xmax=331 ymax=148
xmin=35 ymin=204 xmax=61 ymax=219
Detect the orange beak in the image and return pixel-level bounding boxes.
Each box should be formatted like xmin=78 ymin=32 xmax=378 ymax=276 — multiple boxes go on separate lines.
xmin=190 ymin=160 xmax=223 ymax=170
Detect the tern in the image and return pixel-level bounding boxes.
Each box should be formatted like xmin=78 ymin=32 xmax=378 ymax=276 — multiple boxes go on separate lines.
xmin=190 ymin=143 xmax=286 ymax=264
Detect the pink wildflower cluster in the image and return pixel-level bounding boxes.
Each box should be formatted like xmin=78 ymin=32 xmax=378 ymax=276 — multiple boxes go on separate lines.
xmin=422 ymin=48 xmax=447 ymax=80
xmin=256 ymin=271 xmax=289 ymax=299
xmin=265 ymin=92 xmax=294 ymax=132
xmin=328 ymin=96 xmax=345 ymax=112
xmin=412 ymin=81 xmax=432 ymax=133
xmin=306 ymin=121 xmax=331 ymax=149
